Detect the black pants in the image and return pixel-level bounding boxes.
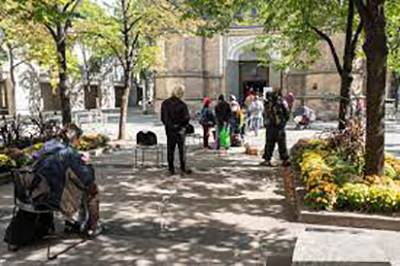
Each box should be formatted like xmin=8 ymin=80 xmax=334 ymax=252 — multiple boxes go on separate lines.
xmin=166 ymin=131 xmax=186 ymax=171
xmin=262 ymin=125 xmax=289 ymax=162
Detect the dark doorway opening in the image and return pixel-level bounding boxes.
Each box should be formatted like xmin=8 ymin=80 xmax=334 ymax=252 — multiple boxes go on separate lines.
xmin=115 ymin=86 xmax=124 ymax=108
xmin=243 ymin=81 xmax=267 ymax=96
xmin=84 ymin=85 xmax=99 ymax=110
xmin=40 ymin=83 xmax=61 ymax=112
xmin=239 ymin=61 xmax=268 ymax=100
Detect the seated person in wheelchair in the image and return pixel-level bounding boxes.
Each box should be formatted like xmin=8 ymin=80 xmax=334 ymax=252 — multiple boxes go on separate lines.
xmin=4 ymin=123 xmax=101 ymax=251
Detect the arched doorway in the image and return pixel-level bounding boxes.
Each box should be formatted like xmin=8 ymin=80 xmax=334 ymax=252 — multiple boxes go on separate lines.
xmin=226 ymin=36 xmax=281 ymax=102
xmin=238 ymin=51 xmax=269 ymax=99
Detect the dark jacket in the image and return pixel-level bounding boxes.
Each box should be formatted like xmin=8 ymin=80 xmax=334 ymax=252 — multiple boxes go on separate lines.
xmin=33 ymin=139 xmax=95 ymax=210
xmin=161 ymin=96 xmax=190 ymax=134
xmin=200 ymin=106 xmax=215 ymax=127
xmin=215 ymin=100 xmax=232 ymax=125
xmin=264 ymin=92 xmax=290 ymax=129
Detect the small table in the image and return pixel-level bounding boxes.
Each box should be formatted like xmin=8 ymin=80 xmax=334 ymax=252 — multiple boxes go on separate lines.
xmin=134 ymin=144 xmax=164 ymax=168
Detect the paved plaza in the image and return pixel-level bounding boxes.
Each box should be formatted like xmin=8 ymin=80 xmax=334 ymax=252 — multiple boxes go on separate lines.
xmin=0 ymin=109 xmax=400 ymax=265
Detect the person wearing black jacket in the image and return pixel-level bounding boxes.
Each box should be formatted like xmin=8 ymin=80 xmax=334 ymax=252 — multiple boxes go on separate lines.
xmin=161 ymin=85 xmax=192 ymax=175
xmin=261 ymin=89 xmax=290 ymax=166
xmin=215 ymin=94 xmax=232 ymax=149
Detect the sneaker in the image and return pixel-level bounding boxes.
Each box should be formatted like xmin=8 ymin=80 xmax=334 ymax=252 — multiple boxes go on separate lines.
xmin=260 ymin=161 xmax=273 ymax=167
xmin=282 ymin=161 xmax=291 ymax=167
xmin=86 ymin=223 xmax=103 ymax=238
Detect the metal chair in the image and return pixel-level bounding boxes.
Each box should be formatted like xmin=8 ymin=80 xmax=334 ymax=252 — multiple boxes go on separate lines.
xmin=134 ymin=144 xmax=164 ymax=168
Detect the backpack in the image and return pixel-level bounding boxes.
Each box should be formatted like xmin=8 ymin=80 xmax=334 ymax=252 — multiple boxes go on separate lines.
xmin=185 ymin=124 xmax=195 ymax=135
xmin=266 ymin=95 xmax=289 ymax=128
xmin=199 ymin=108 xmax=215 ymax=127
xmin=137 ymin=131 xmax=157 ymax=146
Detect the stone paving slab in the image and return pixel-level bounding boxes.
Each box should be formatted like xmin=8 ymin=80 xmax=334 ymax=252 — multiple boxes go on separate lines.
xmin=292 ymin=227 xmax=400 ymax=266
xmin=0 ymin=148 xmax=302 ymax=265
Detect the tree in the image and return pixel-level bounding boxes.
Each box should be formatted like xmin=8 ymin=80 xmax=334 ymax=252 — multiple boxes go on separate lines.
xmin=245 ymin=0 xmax=362 ymax=130
xmin=6 ymin=0 xmax=83 ymax=125
xmin=0 ymin=5 xmax=57 ymax=115
xmin=355 ymin=0 xmax=389 ymax=176
xmin=96 ymin=0 xmax=204 ymax=140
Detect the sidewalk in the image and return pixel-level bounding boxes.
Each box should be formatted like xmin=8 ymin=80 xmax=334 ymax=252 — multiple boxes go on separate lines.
xmin=0 ymin=147 xmax=304 ymax=265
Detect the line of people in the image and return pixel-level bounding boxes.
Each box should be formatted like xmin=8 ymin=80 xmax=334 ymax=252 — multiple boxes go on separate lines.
xmin=160 ymin=85 xmax=296 ymax=177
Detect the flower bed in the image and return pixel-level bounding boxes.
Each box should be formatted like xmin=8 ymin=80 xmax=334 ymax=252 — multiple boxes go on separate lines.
xmin=291 ymin=123 xmax=400 ymax=214
xmin=0 ymin=134 xmax=110 ymax=175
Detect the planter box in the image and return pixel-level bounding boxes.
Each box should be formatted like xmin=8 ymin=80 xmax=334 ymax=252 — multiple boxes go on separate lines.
xmin=283 ymin=167 xmax=400 ymax=232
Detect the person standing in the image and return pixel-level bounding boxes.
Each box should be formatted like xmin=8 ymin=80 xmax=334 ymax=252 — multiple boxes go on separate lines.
xmin=161 ymin=85 xmax=191 ymax=175
xmin=199 ymin=97 xmax=215 ymax=149
xmin=261 ymin=88 xmax=290 ymax=166
xmin=215 ymin=94 xmax=232 ymax=149
xmin=244 ymin=88 xmax=255 ymax=133
xmin=249 ymin=95 xmax=264 ymax=136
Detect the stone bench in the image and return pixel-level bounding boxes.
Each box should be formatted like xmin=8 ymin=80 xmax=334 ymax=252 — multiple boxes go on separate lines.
xmin=292 ymin=227 xmax=400 ymax=266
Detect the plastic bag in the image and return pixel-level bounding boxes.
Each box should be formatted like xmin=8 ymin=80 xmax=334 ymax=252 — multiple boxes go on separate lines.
xmin=219 ymin=126 xmax=230 ymax=149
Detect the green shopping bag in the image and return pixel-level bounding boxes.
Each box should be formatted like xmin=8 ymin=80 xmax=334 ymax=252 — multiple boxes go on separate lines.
xmin=219 ymin=126 xmax=230 ymax=149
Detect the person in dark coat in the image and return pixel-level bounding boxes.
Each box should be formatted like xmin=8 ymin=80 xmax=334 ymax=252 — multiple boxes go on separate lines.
xmin=161 ymin=85 xmax=192 ymax=175
xmin=33 ymin=123 xmax=101 ymax=235
xmin=261 ymin=88 xmax=290 ymax=166
xmin=199 ymin=97 xmax=215 ymax=149
xmin=215 ymin=94 xmax=232 ymax=149
xmin=5 ymin=123 xmax=101 ymax=251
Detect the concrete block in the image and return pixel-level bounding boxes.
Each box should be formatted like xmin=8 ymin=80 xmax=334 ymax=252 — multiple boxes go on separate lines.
xmin=292 ymin=229 xmax=390 ymax=266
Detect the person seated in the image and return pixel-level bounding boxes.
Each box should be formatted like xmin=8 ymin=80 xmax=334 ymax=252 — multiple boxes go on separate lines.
xmin=5 ymin=123 xmax=102 ymax=251
xmin=33 ymin=123 xmax=102 ymax=236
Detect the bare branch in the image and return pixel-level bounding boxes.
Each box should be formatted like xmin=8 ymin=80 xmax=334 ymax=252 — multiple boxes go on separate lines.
xmin=97 ymin=33 xmax=126 ymax=72
xmin=13 ymin=60 xmax=28 ymax=69
xmin=354 ymin=0 xmax=369 ymax=24
xmin=64 ymin=0 xmax=81 ymax=31
xmin=350 ymin=20 xmax=363 ymax=59
xmin=128 ymin=32 xmax=140 ymax=62
xmin=125 ymin=15 xmax=143 ymax=35
xmin=44 ymin=23 xmax=58 ymax=42
xmin=309 ymin=25 xmax=343 ymax=75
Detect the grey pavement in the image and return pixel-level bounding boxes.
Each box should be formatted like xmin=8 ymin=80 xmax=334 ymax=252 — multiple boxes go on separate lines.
xmin=81 ymin=108 xmax=400 ymax=157
xmin=0 ymin=110 xmax=400 ymax=265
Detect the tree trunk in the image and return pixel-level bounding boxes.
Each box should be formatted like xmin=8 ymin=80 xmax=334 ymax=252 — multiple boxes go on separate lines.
xmin=118 ymin=72 xmax=131 ymax=140
xmin=57 ymin=26 xmax=72 ymax=125
xmin=338 ymin=0 xmax=356 ymax=130
xmin=357 ymin=1 xmax=388 ymax=176
xmin=338 ymin=72 xmax=353 ymax=130
xmin=7 ymin=45 xmax=15 ymax=116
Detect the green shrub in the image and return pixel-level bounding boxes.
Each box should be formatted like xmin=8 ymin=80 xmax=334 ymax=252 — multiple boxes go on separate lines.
xmin=338 ymin=183 xmax=400 ymax=213
xmin=0 ymin=153 xmax=17 ymax=172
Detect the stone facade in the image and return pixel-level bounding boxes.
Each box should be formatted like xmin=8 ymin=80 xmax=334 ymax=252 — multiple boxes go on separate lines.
xmin=155 ymin=28 xmax=373 ymax=120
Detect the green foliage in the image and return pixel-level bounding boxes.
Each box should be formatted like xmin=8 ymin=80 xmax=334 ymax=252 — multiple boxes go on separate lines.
xmin=0 ymin=153 xmax=17 ymax=172
xmin=386 ymin=0 xmax=400 ymax=71
xmin=75 ymin=134 xmax=110 ymax=151
xmin=338 ymin=182 xmax=400 ymax=213
xmin=293 ymin=119 xmax=400 ymax=212
xmin=246 ymin=0 xmax=350 ymax=70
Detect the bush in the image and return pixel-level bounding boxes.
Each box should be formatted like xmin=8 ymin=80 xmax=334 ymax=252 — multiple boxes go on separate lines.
xmin=291 ymin=124 xmax=400 ymax=213
xmin=0 ymin=153 xmax=16 ymax=173
xmin=75 ymin=134 xmax=110 ymax=151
